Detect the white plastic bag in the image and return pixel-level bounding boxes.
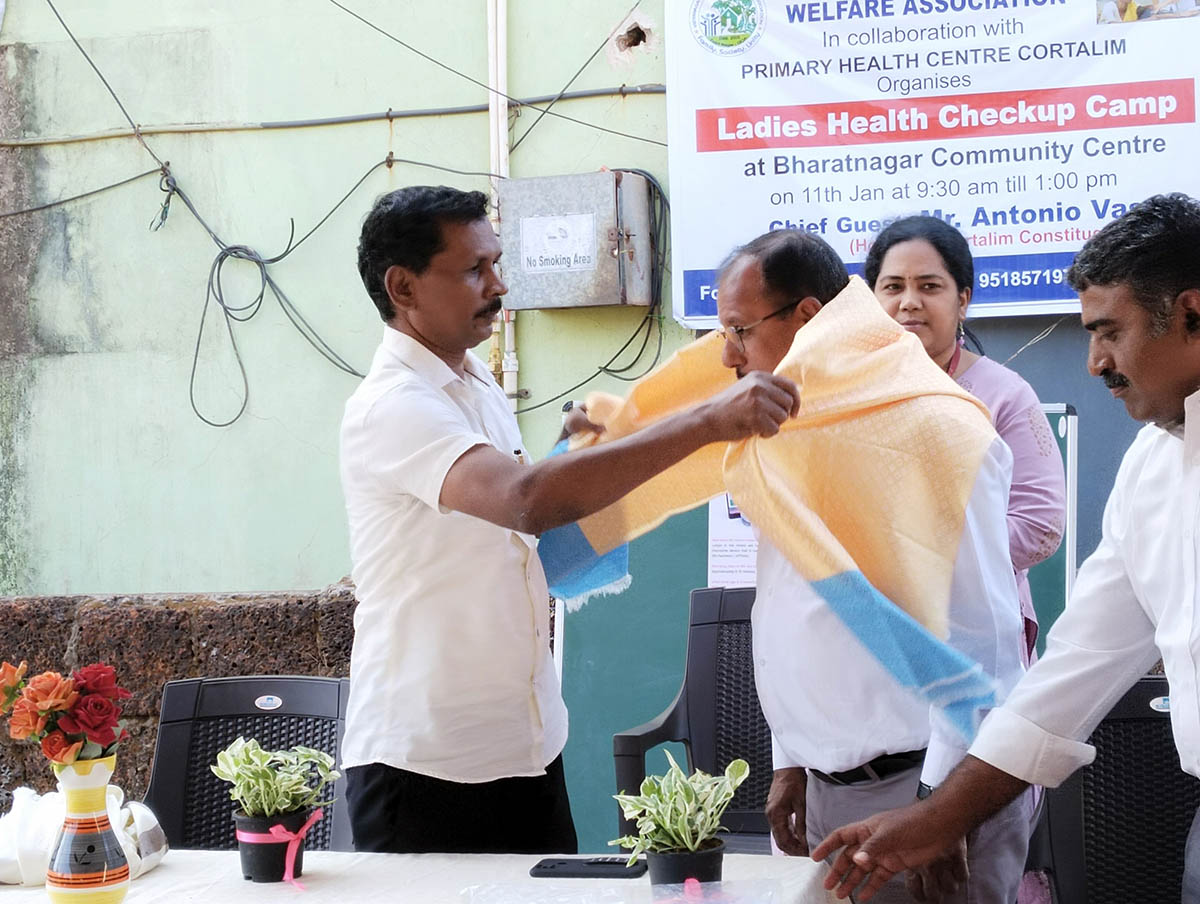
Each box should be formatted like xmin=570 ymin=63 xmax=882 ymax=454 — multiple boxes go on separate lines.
xmin=0 ymin=784 xmax=169 ymax=885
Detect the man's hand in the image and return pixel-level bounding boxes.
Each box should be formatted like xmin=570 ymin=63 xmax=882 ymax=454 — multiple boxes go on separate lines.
xmin=562 ymin=403 xmax=604 ymax=438
xmin=765 ymin=767 xmax=809 ymax=856
xmin=905 ymin=836 xmax=968 ymax=903
xmin=810 ymin=802 xmax=963 ymax=901
xmin=700 ymin=372 xmax=801 ymax=442
xmin=810 ymin=756 xmax=1027 ymax=901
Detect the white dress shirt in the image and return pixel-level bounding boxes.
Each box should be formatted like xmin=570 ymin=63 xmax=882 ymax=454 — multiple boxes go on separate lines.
xmin=971 ymin=389 xmax=1200 ymax=786
xmin=755 ymin=436 xmax=1026 ymax=785
xmin=338 ymin=327 xmax=567 ymax=783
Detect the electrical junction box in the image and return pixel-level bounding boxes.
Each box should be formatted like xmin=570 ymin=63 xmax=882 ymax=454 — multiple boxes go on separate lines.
xmin=497 ymin=170 xmax=653 ymax=310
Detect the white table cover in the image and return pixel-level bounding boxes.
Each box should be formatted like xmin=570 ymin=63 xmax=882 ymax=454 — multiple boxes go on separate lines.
xmin=4 ymin=850 xmax=838 ymax=903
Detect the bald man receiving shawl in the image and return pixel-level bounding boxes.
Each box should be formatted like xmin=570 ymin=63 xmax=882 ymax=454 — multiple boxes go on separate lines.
xmin=544 ymin=230 xmax=1030 ymax=903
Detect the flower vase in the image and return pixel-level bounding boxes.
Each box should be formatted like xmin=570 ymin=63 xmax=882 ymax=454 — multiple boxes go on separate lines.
xmin=46 ymin=754 xmax=129 ymax=904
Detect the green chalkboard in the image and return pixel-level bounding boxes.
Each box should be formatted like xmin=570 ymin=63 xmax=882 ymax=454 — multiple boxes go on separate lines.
xmin=1027 ymin=404 xmax=1079 ymax=656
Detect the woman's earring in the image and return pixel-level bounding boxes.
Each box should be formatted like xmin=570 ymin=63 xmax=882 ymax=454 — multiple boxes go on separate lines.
xmin=956 ymin=320 xmax=966 ymax=346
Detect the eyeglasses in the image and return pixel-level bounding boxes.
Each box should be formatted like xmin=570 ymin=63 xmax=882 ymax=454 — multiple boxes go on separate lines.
xmin=716 ymin=300 xmax=801 ymax=355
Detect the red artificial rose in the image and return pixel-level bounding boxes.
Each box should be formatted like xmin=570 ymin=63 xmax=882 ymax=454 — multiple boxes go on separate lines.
xmin=57 ymin=693 xmax=122 ymax=747
xmin=41 ymin=729 xmax=83 ymax=765
xmin=72 ymin=663 xmax=131 ymax=700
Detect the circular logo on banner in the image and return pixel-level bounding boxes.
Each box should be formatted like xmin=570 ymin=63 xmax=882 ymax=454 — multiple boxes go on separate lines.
xmin=690 ymin=0 xmax=766 ymax=55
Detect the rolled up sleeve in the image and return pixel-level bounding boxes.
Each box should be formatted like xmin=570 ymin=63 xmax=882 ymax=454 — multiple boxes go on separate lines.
xmin=968 ymin=482 xmax=1161 ymax=787
xmin=359 ymin=385 xmax=491 ymax=511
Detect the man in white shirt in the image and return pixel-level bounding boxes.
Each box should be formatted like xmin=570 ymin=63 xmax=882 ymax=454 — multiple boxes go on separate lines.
xmin=339 ymin=185 xmax=801 ymax=854
xmin=715 ymin=229 xmax=1030 ymax=903
xmin=813 ymin=192 xmax=1200 ymax=903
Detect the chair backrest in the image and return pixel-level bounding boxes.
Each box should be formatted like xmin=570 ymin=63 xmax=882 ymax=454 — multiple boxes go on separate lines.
xmin=681 ymin=587 xmax=773 ymax=835
xmin=142 ymin=675 xmax=353 ymax=851
xmin=1038 ymin=675 xmax=1200 ymax=903
xmin=612 ymin=586 xmax=772 ymax=842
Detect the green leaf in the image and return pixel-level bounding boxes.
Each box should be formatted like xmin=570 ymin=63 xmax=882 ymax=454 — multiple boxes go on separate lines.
xmin=725 ymin=758 xmax=749 ymax=786
xmin=209 ymin=736 xmax=342 ymax=817
xmin=609 ymin=755 xmax=750 ymax=855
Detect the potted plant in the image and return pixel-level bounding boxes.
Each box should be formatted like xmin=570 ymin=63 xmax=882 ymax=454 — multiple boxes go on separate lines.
xmin=211 ymin=736 xmax=340 ymax=885
xmin=610 ymin=751 xmax=749 ymax=886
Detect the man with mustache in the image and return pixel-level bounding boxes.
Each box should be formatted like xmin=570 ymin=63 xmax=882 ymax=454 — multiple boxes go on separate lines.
xmin=715 ymin=229 xmax=1030 ymax=904
xmin=338 ymin=185 xmax=800 ymax=854
xmin=813 ymin=192 xmax=1200 ymax=903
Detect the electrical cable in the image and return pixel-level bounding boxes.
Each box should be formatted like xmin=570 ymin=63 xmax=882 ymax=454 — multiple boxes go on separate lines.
xmin=162 ymin=166 xmax=373 ymax=426
xmin=170 ymin=150 xmax=505 ymax=426
xmin=44 ymin=1 xmax=499 ymax=426
xmin=0 ymin=167 xmax=161 ymax=219
xmin=0 ymin=85 xmax=667 ymax=149
xmin=509 ymin=0 xmax=642 ymax=154
xmin=264 ymin=153 xmax=504 ymax=264
xmin=600 ymin=168 xmax=670 ymax=381
xmin=1001 ymin=315 xmax=1072 ymax=366
xmin=43 ymin=0 xmax=165 ymax=168
xmin=41 ymin=0 xmax=667 ymax=424
xmin=326 ymin=0 xmax=666 ymax=148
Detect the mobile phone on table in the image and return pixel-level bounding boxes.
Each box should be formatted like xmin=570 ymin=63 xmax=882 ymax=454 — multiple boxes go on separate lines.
xmin=529 ymin=856 xmax=648 ymax=878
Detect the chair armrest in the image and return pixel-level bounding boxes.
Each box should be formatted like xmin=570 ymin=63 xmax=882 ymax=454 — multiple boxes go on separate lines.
xmin=612 ymin=689 xmax=689 ymax=837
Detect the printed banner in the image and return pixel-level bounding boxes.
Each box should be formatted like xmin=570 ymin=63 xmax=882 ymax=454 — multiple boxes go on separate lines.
xmin=667 ymin=0 xmax=1200 ymax=324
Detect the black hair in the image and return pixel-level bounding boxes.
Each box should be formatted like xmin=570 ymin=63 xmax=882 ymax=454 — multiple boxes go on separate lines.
xmin=864 ymin=215 xmax=983 ymax=353
xmin=356 ymin=185 xmax=489 ymax=322
xmin=1067 ymin=192 xmax=1200 ymax=336
xmin=864 ymin=215 xmax=974 ymax=294
xmin=720 ymin=229 xmax=849 ymax=306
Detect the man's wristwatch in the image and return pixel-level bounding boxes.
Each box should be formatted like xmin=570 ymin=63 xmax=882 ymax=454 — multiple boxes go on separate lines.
xmin=917 ymin=781 xmax=934 ymax=800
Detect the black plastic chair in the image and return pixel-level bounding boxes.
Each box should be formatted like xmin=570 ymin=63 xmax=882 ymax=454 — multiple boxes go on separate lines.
xmin=1027 ymin=675 xmax=1200 ymax=903
xmin=613 ymin=587 xmax=772 ymax=854
xmin=142 ymin=675 xmax=353 ymax=851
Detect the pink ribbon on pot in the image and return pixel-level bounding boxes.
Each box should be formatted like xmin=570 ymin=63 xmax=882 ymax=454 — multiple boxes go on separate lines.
xmin=235 ymin=807 xmax=324 ymax=890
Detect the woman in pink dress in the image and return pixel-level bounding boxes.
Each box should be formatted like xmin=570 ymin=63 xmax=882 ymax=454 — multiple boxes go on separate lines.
xmin=866 ymin=215 xmax=1066 ymax=904
xmin=865 ymin=215 xmax=1066 ymax=666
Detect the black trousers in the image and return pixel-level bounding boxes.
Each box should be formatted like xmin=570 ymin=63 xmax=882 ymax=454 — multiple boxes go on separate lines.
xmin=345 ymin=754 xmax=578 ymax=854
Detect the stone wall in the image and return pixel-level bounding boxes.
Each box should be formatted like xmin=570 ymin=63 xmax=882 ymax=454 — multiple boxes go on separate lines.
xmin=0 ymin=580 xmax=356 ymax=809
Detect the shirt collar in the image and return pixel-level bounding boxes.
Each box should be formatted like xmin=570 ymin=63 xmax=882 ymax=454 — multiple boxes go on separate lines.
xmin=1180 ymin=387 xmax=1200 ymax=440
xmin=380 ymin=325 xmax=491 ymax=389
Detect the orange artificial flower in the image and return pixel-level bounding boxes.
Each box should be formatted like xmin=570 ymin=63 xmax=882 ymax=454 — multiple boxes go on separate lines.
xmin=40 ymin=729 xmax=83 ymax=765
xmin=8 ymin=698 xmax=49 ymax=740
xmin=0 ymin=660 xmax=26 ymax=714
xmin=21 ymin=671 xmax=78 ymax=713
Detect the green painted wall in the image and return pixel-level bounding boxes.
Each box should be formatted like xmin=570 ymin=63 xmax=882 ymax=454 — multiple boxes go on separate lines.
xmin=0 ymin=0 xmax=685 ymax=595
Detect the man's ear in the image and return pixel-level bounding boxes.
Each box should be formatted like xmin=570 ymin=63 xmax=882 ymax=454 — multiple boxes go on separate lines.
xmin=384 ymin=265 xmax=416 ymax=318
xmin=1178 ymin=288 xmax=1200 ymax=335
xmin=796 ymin=296 xmax=822 ymax=323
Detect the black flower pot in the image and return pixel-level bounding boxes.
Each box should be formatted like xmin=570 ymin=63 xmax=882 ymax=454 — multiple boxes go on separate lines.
xmin=233 ymin=808 xmax=309 ymax=883
xmin=646 ymin=838 xmax=725 ymax=885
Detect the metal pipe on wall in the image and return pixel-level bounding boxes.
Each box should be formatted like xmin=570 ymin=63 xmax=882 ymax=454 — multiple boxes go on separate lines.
xmin=488 ymin=0 xmax=519 ymax=411
xmin=486 ymin=0 xmax=505 ymax=385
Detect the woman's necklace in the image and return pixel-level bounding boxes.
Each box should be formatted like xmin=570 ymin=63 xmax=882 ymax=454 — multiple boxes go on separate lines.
xmin=945 ymin=342 xmax=963 ymax=378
